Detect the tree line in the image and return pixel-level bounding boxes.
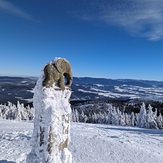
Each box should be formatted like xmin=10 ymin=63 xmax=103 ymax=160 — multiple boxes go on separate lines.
xmin=0 ymin=101 xmax=162 ymax=129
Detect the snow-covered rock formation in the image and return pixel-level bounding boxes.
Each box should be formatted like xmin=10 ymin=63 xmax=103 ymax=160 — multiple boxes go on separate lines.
xmin=26 ymin=58 xmax=72 ymax=163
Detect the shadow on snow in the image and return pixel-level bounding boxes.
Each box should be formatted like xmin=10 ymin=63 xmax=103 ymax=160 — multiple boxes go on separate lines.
xmin=98 ymin=126 xmax=163 ymax=137
xmin=0 ymin=161 xmax=16 ymax=163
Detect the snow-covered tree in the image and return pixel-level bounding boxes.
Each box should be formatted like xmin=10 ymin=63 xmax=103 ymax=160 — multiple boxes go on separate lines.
xmin=119 ymin=112 xmax=126 ymax=126
xmin=138 ymin=103 xmax=147 ymax=128
xmin=0 ymin=99 xmax=162 ymax=130
xmin=0 ymin=101 xmax=34 ymax=121
xmin=135 ymin=113 xmax=139 ymax=126
xmin=125 ymin=113 xmax=130 ymax=126
xmin=146 ymin=104 xmax=158 ymax=129
xmin=156 ymin=113 xmax=163 ymax=129
xmin=131 ymin=112 xmax=135 ymax=126
xmin=110 ymin=107 xmax=118 ymax=125
xmin=79 ymin=110 xmax=85 ymax=122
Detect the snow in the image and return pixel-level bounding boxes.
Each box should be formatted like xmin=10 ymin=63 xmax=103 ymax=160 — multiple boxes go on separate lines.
xmin=27 ymin=74 xmax=72 ymax=163
xmin=94 ymin=84 xmax=104 ymax=87
xmin=0 ymin=119 xmax=32 ymax=162
xmin=0 ymin=120 xmax=163 ymax=163
xmin=26 ymin=89 xmax=34 ymax=93
xmin=78 ymin=88 xmax=140 ymax=99
xmin=23 ymin=98 xmax=33 ymax=103
xmin=21 ymin=81 xmax=28 ymax=84
xmin=114 ymin=85 xmax=163 ymax=100
xmin=72 ymin=83 xmax=163 ymax=101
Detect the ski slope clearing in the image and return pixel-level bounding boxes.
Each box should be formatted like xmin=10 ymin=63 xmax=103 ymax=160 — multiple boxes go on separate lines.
xmin=0 ymin=119 xmax=163 ymax=163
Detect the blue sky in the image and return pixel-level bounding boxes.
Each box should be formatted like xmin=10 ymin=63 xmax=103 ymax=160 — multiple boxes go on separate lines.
xmin=0 ymin=0 xmax=163 ymax=80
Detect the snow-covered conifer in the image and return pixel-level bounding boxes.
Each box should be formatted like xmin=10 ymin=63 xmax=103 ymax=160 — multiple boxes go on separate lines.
xmin=138 ymin=103 xmax=147 ymax=128
xmin=125 ymin=113 xmax=129 ymax=126
xmin=156 ymin=113 xmax=162 ymax=129
xmin=119 ymin=112 xmax=126 ymax=126
xmin=146 ymin=104 xmax=158 ymax=129
xmin=111 ymin=107 xmax=119 ymax=125
xmin=131 ymin=112 xmax=135 ymax=126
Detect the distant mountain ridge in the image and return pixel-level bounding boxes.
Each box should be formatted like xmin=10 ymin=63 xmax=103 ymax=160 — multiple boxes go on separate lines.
xmin=0 ymin=76 xmax=163 ymax=104
xmin=74 ymin=77 xmax=163 ymax=87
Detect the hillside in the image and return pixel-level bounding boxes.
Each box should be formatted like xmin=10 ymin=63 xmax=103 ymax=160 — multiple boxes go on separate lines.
xmin=0 ymin=76 xmax=163 ymax=105
xmin=0 ymin=120 xmax=163 ymax=163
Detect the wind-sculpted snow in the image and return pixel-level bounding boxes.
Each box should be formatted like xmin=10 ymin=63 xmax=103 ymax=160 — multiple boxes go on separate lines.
xmin=26 ymin=74 xmax=72 ymax=163
xmin=0 ymin=120 xmax=163 ymax=163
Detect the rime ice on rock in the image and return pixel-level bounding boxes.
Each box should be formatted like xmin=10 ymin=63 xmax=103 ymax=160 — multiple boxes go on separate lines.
xmin=26 ymin=58 xmax=72 ymax=163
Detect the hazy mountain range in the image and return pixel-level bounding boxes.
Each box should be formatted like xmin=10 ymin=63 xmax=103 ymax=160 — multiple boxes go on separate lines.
xmin=0 ymin=76 xmax=163 ymax=104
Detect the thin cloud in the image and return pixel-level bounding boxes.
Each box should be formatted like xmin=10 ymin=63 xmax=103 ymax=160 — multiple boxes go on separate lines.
xmin=79 ymin=0 xmax=163 ymax=41
xmin=0 ymin=0 xmax=33 ymax=20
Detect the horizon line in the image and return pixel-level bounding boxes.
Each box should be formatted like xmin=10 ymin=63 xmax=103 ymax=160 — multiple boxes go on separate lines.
xmin=0 ymin=75 xmax=163 ymax=82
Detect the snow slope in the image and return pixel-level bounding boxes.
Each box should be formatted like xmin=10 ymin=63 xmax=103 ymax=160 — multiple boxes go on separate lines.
xmin=0 ymin=119 xmax=163 ymax=163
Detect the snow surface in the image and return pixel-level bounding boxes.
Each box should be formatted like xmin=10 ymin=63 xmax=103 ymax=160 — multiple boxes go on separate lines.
xmin=0 ymin=120 xmax=163 ymax=163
